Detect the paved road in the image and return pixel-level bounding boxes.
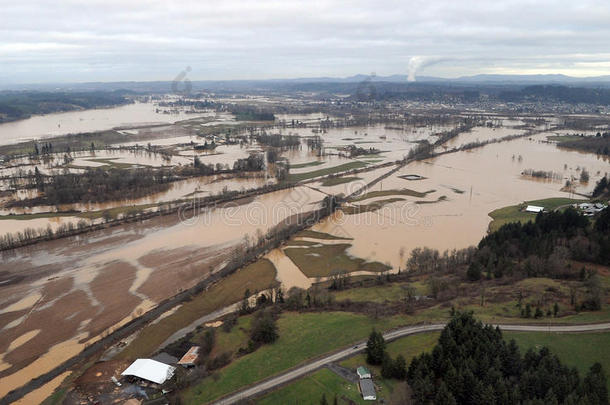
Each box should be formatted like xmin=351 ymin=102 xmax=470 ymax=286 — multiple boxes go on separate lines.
xmin=211 ymin=321 xmax=610 ymax=405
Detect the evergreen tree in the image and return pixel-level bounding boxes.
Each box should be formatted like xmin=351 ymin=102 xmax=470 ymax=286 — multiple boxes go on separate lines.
xmin=393 ymin=354 xmax=407 ymax=379
xmin=366 ymin=329 xmax=386 ymax=365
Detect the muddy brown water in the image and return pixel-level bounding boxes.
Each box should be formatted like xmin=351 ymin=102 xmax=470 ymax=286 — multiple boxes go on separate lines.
xmin=312 ymin=134 xmax=609 ymax=270
xmin=0 ymin=186 xmax=325 ymax=397
xmin=0 ymin=102 xmax=220 ymax=146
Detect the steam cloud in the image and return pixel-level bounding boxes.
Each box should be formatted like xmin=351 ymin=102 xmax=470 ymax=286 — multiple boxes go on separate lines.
xmin=407 ymin=56 xmax=447 ymax=81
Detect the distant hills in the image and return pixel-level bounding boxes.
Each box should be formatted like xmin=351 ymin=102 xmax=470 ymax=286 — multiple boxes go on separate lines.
xmin=3 ymin=73 xmax=610 ymax=93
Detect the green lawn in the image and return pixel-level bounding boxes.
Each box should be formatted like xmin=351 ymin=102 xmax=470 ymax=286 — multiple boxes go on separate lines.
xmin=182 ymin=312 xmax=409 ymax=404
xmin=260 ymin=332 xmax=440 ymax=405
xmin=321 ymin=176 xmax=362 ymax=187
xmin=488 ymin=197 xmax=586 ymax=232
xmin=283 ymin=244 xmax=390 ymax=278
xmin=287 ymin=161 xmax=368 ymax=182
xmin=209 ymin=315 xmax=253 ymax=358
xmin=257 ymin=368 xmax=366 ymax=405
xmin=505 ymin=331 xmax=610 ymax=389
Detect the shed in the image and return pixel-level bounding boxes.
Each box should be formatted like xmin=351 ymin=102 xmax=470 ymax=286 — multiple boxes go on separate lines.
xmin=178 ymin=346 xmax=200 ymax=367
xmin=356 ymin=366 xmax=371 ymax=379
xmin=121 ymin=359 xmax=176 ymax=385
xmin=525 ymin=205 xmax=544 ymax=213
xmin=359 ymin=378 xmax=376 ymax=401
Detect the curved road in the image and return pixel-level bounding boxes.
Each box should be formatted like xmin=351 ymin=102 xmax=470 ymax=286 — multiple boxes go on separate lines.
xmin=212 ymin=321 xmax=610 ymax=405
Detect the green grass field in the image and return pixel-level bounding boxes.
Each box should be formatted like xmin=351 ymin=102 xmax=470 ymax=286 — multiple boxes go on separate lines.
xmin=488 ymin=197 xmax=586 ymax=232
xmin=321 ymin=176 xmax=362 ymax=187
xmin=332 ymin=281 xmax=428 ymax=303
xmin=351 ymin=188 xmax=435 ymax=202
xmin=260 ymin=329 xmax=610 ymax=404
xmin=290 ymin=161 xmax=326 ymax=169
xmin=259 ymin=332 xmax=440 ymax=404
xmin=505 ymin=331 xmax=610 ymax=388
xmin=118 ymin=258 xmax=277 ymax=360
xmin=287 ymin=161 xmax=368 ymax=182
xmin=181 ymin=312 xmax=409 ymax=404
xmin=257 ymin=368 xmax=365 ymax=405
xmin=283 ymin=243 xmax=390 ymax=278
xmin=341 ymin=198 xmax=406 ymax=215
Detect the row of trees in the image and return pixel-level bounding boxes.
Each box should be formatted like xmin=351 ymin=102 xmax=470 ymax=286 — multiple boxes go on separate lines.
xmin=558 ymin=134 xmax=610 ymax=156
xmin=407 ymin=312 xmax=608 ymax=404
xmin=24 ymin=167 xmax=176 ymax=205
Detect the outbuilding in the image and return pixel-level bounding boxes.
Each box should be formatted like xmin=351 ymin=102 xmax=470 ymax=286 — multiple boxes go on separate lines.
xmin=178 ymin=346 xmax=201 ymax=368
xmin=356 ymin=366 xmax=371 ymax=379
xmin=121 ymin=359 xmax=176 ymax=385
xmin=359 ymin=378 xmax=376 ymax=401
xmin=525 ymin=205 xmax=544 ymax=213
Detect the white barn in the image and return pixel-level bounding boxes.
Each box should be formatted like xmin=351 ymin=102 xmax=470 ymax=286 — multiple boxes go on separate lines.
xmin=121 ymin=359 xmax=176 ymax=385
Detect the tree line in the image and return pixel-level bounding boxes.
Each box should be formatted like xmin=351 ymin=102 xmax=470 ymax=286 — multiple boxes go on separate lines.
xmin=407 ymin=312 xmax=607 ymax=404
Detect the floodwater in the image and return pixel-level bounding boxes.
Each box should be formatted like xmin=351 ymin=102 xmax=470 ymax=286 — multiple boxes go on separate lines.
xmin=0 ymin=102 xmax=217 ymax=146
xmin=0 ymin=186 xmax=325 ymax=395
xmin=311 ymin=133 xmax=609 ymax=270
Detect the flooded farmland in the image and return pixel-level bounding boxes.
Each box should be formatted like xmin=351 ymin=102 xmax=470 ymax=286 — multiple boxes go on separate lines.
xmin=0 ymin=106 xmax=608 ymax=401
xmin=0 ymin=185 xmax=325 ymax=397
xmin=0 ymin=101 xmax=228 ymax=146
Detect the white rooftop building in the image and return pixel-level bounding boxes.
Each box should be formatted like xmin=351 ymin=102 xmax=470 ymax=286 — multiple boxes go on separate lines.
xmin=525 ymin=205 xmax=544 ymax=213
xmin=121 ymin=359 xmax=176 ymax=385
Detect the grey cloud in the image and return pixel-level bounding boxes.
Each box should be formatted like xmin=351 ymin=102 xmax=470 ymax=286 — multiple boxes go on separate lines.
xmin=1 ymin=0 xmax=610 ymax=84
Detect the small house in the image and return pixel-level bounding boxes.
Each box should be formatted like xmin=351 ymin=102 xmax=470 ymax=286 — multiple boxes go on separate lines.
xmin=178 ymin=346 xmax=201 ymax=368
xmin=359 ymin=378 xmax=377 ymax=401
xmin=356 ymin=366 xmax=371 ymax=379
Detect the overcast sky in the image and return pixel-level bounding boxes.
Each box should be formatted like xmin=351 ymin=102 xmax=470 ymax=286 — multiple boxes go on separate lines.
xmin=2 ymin=0 xmax=610 ymax=84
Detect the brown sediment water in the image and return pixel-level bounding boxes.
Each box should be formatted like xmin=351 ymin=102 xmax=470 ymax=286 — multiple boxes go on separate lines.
xmin=13 ymin=371 xmax=71 ymax=405
xmin=0 ymin=101 xmax=216 ymax=146
xmin=265 ymin=248 xmax=312 ymax=290
xmin=0 ymin=186 xmax=326 ymax=394
xmin=0 ymin=334 xmax=87 ymax=398
xmin=313 ymin=134 xmax=609 ymax=270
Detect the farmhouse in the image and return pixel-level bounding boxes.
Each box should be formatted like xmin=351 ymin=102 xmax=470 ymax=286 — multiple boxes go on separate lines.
xmin=359 ymin=378 xmax=377 ymax=401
